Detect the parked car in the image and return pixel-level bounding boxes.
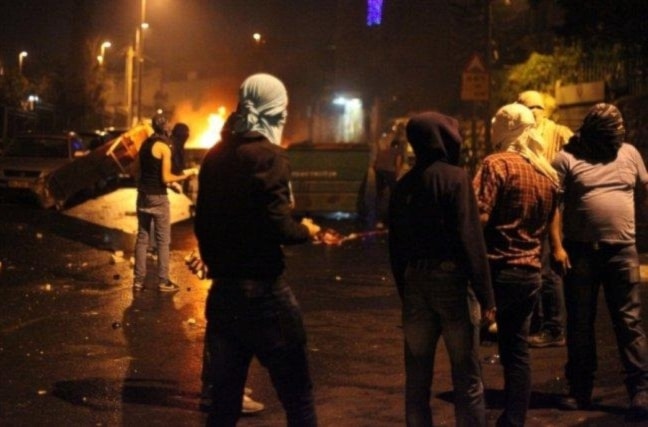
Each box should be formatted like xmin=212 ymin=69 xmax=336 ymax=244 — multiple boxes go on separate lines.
xmin=0 ymin=125 xmax=152 ymax=209
xmin=0 ymin=132 xmax=88 ymax=207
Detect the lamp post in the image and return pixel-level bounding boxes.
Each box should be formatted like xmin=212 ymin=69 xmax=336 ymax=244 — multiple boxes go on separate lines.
xmin=97 ymin=41 xmax=112 ymax=66
xmin=135 ymin=0 xmax=147 ymax=124
xmin=252 ymin=33 xmax=264 ymax=69
xmin=18 ymin=51 xmax=28 ymax=75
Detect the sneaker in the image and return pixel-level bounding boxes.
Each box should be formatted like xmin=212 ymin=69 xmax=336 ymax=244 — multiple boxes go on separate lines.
xmin=558 ymin=394 xmax=592 ymax=410
xmin=198 ymin=387 xmax=265 ymax=415
xmin=242 ymin=394 xmax=265 ymax=414
xmin=488 ymin=321 xmax=498 ymax=335
xmin=133 ymin=281 xmax=144 ymax=291
xmin=158 ymin=280 xmax=180 ymax=293
xmin=528 ymin=330 xmax=566 ymax=348
xmin=628 ymin=390 xmax=648 ymax=421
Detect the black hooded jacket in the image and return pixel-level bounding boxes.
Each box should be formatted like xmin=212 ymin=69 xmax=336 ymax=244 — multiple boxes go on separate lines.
xmin=388 ymin=112 xmax=494 ymax=309
xmin=194 ymin=130 xmax=309 ymax=279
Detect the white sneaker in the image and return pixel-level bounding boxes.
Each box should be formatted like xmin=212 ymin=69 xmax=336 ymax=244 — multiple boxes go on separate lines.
xmin=199 ymin=386 xmax=265 ymax=415
xmin=242 ymin=394 xmax=265 ymax=414
xmin=488 ymin=322 xmax=498 ymax=334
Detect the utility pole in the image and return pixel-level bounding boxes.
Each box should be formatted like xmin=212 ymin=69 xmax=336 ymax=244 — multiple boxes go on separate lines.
xmin=136 ymin=0 xmax=147 ymax=124
xmin=125 ymin=46 xmax=134 ymax=127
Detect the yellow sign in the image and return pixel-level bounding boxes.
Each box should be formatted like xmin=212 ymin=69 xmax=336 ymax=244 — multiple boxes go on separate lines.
xmin=461 ymin=53 xmax=489 ymax=101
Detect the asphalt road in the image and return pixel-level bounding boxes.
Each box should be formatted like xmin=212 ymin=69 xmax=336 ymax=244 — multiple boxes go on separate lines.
xmin=0 ymin=202 xmax=646 ymax=426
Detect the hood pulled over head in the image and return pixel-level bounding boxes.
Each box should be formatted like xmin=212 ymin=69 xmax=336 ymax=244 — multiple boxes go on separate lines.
xmin=566 ymin=103 xmax=625 ymax=162
xmin=405 ymin=111 xmax=462 ymax=166
xmin=233 ymin=73 xmax=288 ymax=145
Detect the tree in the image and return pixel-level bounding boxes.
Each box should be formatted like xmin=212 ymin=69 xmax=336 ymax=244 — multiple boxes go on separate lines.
xmin=0 ymin=70 xmax=31 ymax=108
xmin=493 ymin=45 xmax=583 ymax=107
xmin=556 ymin=0 xmax=648 ymax=54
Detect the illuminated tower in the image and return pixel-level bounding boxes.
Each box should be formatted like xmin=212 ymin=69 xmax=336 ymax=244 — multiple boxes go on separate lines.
xmin=366 ymin=0 xmax=383 ymax=26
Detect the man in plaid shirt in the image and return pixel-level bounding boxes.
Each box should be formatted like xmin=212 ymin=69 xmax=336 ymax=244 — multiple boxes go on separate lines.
xmin=473 ymin=103 xmax=559 ymax=427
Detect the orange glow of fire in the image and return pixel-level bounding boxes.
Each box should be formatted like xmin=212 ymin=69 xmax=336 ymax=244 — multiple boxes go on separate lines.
xmin=173 ymin=102 xmax=228 ymax=150
xmin=195 ymin=107 xmax=227 ymax=149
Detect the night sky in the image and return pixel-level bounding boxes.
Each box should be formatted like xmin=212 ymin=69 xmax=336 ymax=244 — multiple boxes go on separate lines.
xmin=0 ymin=0 xmax=338 ymax=74
xmin=0 ymin=0 xmax=486 ymax=127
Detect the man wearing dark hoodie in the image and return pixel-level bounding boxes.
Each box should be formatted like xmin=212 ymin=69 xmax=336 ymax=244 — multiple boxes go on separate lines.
xmin=388 ymin=111 xmax=496 ymax=427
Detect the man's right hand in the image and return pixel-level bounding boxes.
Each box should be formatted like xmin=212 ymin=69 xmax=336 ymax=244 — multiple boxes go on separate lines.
xmin=183 ymin=167 xmax=199 ymax=178
xmin=184 ymin=250 xmax=208 ymax=279
xmin=552 ymin=246 xmax=571 ymax=276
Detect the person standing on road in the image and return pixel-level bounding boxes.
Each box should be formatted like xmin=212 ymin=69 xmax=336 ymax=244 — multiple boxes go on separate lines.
xmin=550 ymin=103 xmax=648 ymax=420
xmin=170 ymin=122 xmax=190 ymax=176
xmin=388 ymin=111 xmax=496 ymax=426
xmin=517 ymin=90 xmax=573 ymax=348
xmin=132 ymin=113 xmax=197 ymax=292
xmin=147 ymin=122 xmax=192 ymax=256
xmin=473 ymin=103 xmax=559 ymax=427
xmin=194 ymin=73 xmax=321 ymax=426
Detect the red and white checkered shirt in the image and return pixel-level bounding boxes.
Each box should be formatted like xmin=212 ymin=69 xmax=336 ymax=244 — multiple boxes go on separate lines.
xmin=473 ymin=152 xmax=558 ymax=270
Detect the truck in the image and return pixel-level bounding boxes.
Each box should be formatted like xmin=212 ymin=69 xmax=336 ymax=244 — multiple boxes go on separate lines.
xmin=287 ymin=142 xmax=370 ymax=216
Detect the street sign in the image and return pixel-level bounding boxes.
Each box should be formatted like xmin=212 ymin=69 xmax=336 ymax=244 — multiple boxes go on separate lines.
xmin=461 ymin=53 xmax=489 ymax=101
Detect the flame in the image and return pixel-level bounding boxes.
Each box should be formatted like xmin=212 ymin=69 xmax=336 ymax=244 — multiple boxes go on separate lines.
xmin=173 ymin=102 xmax=228 ymax=150
xmin=194 ymin=107 xmax=227 ymax=149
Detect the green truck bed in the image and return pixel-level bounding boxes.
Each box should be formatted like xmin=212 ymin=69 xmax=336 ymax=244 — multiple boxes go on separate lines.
xmin=286 ymin=142 xmax=370 ymax=215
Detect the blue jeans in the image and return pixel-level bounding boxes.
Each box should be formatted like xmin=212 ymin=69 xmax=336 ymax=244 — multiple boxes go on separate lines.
xmin=402 ymin=263 xmax=486 ymax=427
xmin=492 ymin=266 xmax=541 ymax=427
xmin=204 ymin=277 xmax=317 ymax=427
xmin=563 ymin=241 xmax=648 ymax=399
xmin=134 ymin=193 xmax=170 ymax=283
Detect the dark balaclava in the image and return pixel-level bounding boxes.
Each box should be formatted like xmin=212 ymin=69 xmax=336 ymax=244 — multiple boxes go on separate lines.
xmin=171 ymin=123 xmax=190 ymax=146
xmin=151 ymin=113 xmax=169 ymax=136
xmin=565 ymin=103 xmax=625 ymax=162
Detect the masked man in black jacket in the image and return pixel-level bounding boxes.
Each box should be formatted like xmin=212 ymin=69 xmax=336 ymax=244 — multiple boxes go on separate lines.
xmin=195 ymin=73 xmax=320 ymax=427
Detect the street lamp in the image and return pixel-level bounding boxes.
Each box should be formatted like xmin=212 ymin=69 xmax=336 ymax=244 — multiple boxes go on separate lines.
xmin=135 ymin=0 xmax=147 ymax=124
xmin=97 ymin=41 xmax=112 ymax=66
xmin=18 ymin=51 xmax=28 ymax=75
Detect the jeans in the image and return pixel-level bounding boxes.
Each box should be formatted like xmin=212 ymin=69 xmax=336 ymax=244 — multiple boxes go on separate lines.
xmin=492 ymin=266 xmax=541 ymax=427
xmin=204 ymin=277 xmax=317 ymax=427
xmin=402 ymin=264 xmax=486 ymax=427
xmin=563 ymin=241 xmax=648 ymax=399
xmin=134 ymin=193 xmax=170 ymax=283
xmin=532 ymin=235 xmax=565 ymax=335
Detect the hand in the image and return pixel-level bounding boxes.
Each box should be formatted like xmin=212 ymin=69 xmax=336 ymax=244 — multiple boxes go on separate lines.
xmin=482 ymin=307 xmax=497 ymax=325
xmin=313 ymin=228 xmax=345 ymax=245
xmin=183 ymin=167 xmax=199 ymax=177
xmin=168 ymin=182 xmax=183 ymax=193
xmin=301 ymin=217 xmax=321 ymax=237
xmin=552 ymin=246 xmax=571 ymax=276
xmin=184 ymin=250 xmax=208 ymax=280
